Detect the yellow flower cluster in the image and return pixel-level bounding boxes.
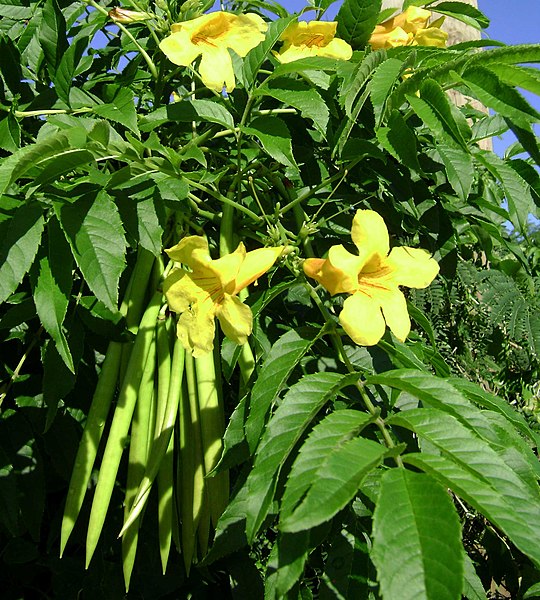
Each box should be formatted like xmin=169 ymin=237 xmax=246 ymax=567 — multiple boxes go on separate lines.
xmin=369 ymin=6 xmax=448 ymax=50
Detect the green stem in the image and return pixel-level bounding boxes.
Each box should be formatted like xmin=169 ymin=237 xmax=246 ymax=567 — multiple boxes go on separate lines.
xmin=187 ymin=179 xmax=262 ymax=223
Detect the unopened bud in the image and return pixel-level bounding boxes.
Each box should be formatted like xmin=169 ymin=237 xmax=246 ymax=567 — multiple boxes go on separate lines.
xmin=108 ymin=8 xmax=150 ymax=22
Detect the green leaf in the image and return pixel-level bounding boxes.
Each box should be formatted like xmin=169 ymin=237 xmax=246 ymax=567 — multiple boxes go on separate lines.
xmin=0 ymin=132 xmax=70 ymax=195
xmin=54 ymin=190 xmax=127 ymax=312
xmin=0 ymin=114 xmax=21 ymax=153
xmin=341 ymin=50 xmax=386 ymax=117
xmin=0 ymin=35 xmax=23 ymax=95
xmin=0 ymin=0 xmax=32 ymax=19
xmin=245 ymin=327 xmax=319 ymax=453
xmin=486 ymin=64 xmax=540 ymax=98
xmin=336 ymin=0 xmax=382 ymax=49
xmin=270 ymin=56 xmax=342 ymax=80
xmin=462 ymin=553 xmax=486 ymax=600
xmin=265 ymin=531 xmax=311 ymax=599
xmin=117 ymin=189 xmax=164 ymax=256
xmin=31 ymin=217 xmax=74 ymax=372
xmin=435 ymin=144 xmax=474 ymax=202
xmin=372 ymin=469 xmax=463 ymax=600
xmin=38 ymin=0 xmax=68 ymax=72
xmin=369 ymin=57 xmax=404 ymax=127
xmin=280 ymin=432 xmax=384 ymax=533
xmin=474 ymin=149 xmax=533 ymax=232
xmin=461 ymin=66 xmax=540 ymax=123
xmin=32 ymin=149 xmax=95 ymax=188
xmin=255 ymin=78 xmax=329 ymax=137
xmin=140 ymin=99 xmax=234 ymax=131
xmin=376 ymin=110 xmax=421 ymax=172
xmin=242 ymin=16 xmax=295 ymax=88
xmin=392 ymin=409 xmax=540 ymax=569
xmin=242 ymin=116 xmax=297 ymax=169
xmin=244 ymin=372 xmax=359 ymax=542
xmin=0 ymin=203 xmax=44 ymax=304
xmin=280 ymin=410 xmax=373 ymax=524
xmin=94 ymin=88 xmax=139 ymax=134
xmin=524 ymin=582 xmax=540 ymax=599
xmin=432 ymin=1 xmax=489 ymax=29
xmin=418 ymin=79 xmax=472 ymax=148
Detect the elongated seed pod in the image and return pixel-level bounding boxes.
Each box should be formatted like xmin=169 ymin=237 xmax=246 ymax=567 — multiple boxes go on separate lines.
xmin=60 ymin=250 xmax=154 ymax=556
xmin=122 ymin=338 xmax=157 ymax=591
xmin=119 ymin=335 xmax=185 ymax=536
xmin=157 ymin=434 xmax=174 ymax=574
xmin=85 ymin=291 xmax=162 ymax=568
xmin=119 ymin=249 xmax=156 ymax=384
xmin=60 ymin=340 xmax=122 ymax=556
xmin=195 ymin=351 xmax=229 ymax=526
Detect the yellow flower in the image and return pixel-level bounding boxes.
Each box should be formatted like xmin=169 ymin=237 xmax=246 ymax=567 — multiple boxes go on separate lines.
xmin=369 ymin=7 xmax=448 ymax=50
xmin=163 ymin=236 xmax=283 ymax=357
xmin=303 ymin=210 xmax=439 ymax=346
xmin=275 ymin=21 xmax=353 ymax=64
xmin=159 ymin=11 xmax=267 ymax=92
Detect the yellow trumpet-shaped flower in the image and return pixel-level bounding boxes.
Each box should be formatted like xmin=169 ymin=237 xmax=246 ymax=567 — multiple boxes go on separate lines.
xmin=275 ymin=21 xmax=353 ymax=64
xmin=369 ymin=6 xmax=448 ymax=50
xmin=163 ymin=236 xmax=283 ymax=357
xmin=303 ymin=210 xmax=439 ymax=346
xmin=159 ymin=11 xmax=267 ymax=92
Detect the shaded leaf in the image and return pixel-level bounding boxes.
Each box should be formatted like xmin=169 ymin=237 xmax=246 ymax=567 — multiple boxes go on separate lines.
xmin=336 ymin=0 xmax=382 ymax=49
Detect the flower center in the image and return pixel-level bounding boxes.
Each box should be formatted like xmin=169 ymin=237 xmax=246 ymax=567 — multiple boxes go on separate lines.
xmin=191 ymin=18 xmax=230 ymax=47
xmin=297 ymin=33 xmax=327 ymax=48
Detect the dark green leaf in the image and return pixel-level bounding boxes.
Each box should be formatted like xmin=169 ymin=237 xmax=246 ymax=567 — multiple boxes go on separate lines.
xmin=38 ymin=0 xmax=68 ymax=71
xmin=30 ymin=217 xmax=73 ymax=372
xmin=0 ymin=114 xmax=21 ymax=153
xmin=0 ymin=203 xmax=44 ymax=304
xmin=255 ymin=78 xmax=329 ymax=136
xmin=242 ymin=116 xmax=297 ymax=168
xmin=336 ymin=0 xmax=382 ymax=49
xmin=435 ymin=144 xmax=474 ymax=202
xmin=245 ymin=372 xmax=359 ymax=541
xmin=432 ymin=2 xmax=489 ymax=29
xmin=245 ymin=327 xmax=319 ymax=453
xmin=376 ymin=110 xmax=421 ymax=172
xmin=0 ymin=35 xmax=23 ymax=95
xmin=372 ymin=469 xmax=463 ymax=600
xmin=94 ymin=88 xmax=139 ymax=134
xmin=54 ymin=190 xmax=127 ymax=312
xmin=369 ymin=57 xmax=404 ymax=126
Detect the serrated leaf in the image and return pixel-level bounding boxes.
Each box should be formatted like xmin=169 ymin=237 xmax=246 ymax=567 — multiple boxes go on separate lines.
xmin=342 ymin=50 xmax=386 ymax=116
xmin=0 ymin=203 xmax=44 ymax=304
xmin=242 ymin=116 xmax=297 ymax=168
xmin=392 ymin=409 xmax=540 ymax=568
xmin=0 ymin=132 xmax=70 ymax=195
xmin=376 ymin=110 xmax=421 ymax=172
xmin=54 ymin=190 xmax=127 ymax=312
xmin=462 ymin=553 xmax=486 ymax=600
xmin=38 ymin=0 xmax=68 ymax=71
xmin=0 ymin=0 xmax=32 ymax=19
xmin=369 ymin=57 xmax=404 ymax=126
xmin=255 ymin=78 xmax=329 ymax=136
xmin=32 ymin=149 xmax=95 ymax=187
xmin=0 ymin=114 xmax=21 ymax=153
xmin=245 ymin=328 xmax=319 ymax=453
xmin=280 ymin=433 xmax=384 ymax=533
xmin=139 ymin=98 xmax=234 ymax=131
xmin=117 ymin=189 xmax=164 ymax=256
xmin=418 ymin=79 xmax=472 ymax=147
xmin=280 ymin=409 xmax=373 ymax=527
xmin=436 ymin=144 xmax=474 ymax=202
xmin=244 ymin=372 xmax=359 ymax=541
xmin=242 ymin=16 xmax=295 ymax=88
xmin=94 ymin=88 xmax=139 ymax=134
xmin=432 ymin=2 xmax=489 ymax=30
xmin=474 ymin=150 xmax=533 ymax=232
xmin=31 ymin=217 xmax=74 ymax=372
xmin=461 ymin=66 xmax=540 ymax=123
xmin=270 ymin=56 xmax=341 ymax=80
xmin=0 ymin=35 xmax=23 ymax=95
xmin=265 ymin=531 xmax=311 ymax=599
xmin=336 ymin=0 xmax=382 ymax=49
xmin=372 ymin=469 xmax=463 ymax=600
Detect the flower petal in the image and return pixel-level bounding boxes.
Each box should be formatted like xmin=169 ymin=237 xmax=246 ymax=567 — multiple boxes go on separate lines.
xmin=340 ymin=292 xmax=386 ymax=346
xmin=176 ymin=303 xmax=217 ymax=357
xmin=280 ymin=21 xmax=337 ymax=45
xmin=379 ymin=288 xmax=410 ymax=342
xmin=393 ymin=7 xmax=431 ymax=33
xmin=234 ymin=246 xmax=283 ymax=294
xmin=317 ymin=38 xmax=353 ymax=60
xmin=217 ymin=294 xmax=253 ymax=345
xmin=163 ymin=268 xmax=195 ymax=314
xmin=166 ymin=236 xmax=210 ymax=266
xmin=387 ymin=246 xmax=439 ymax=289
xmin=220 ymin=13 xmax=267 ymax=56
xmin=351 ymin=210 xmax=390 ymax=261
xmin=159 ymin=31 xmax=202 ymax=66
xmin=211 ymin=242 xmax=246 ymax=293
xmin=198 ymin=45 xmax=236 ymax=92
xmin=413 ymin=27 xmax=448 ymax=47
xmin=303 ymin=245 xmax=362 ymax=296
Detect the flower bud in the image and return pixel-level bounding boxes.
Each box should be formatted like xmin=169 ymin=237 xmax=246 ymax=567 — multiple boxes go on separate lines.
xmin=108 ymin=8 xmax=150 ymax=23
